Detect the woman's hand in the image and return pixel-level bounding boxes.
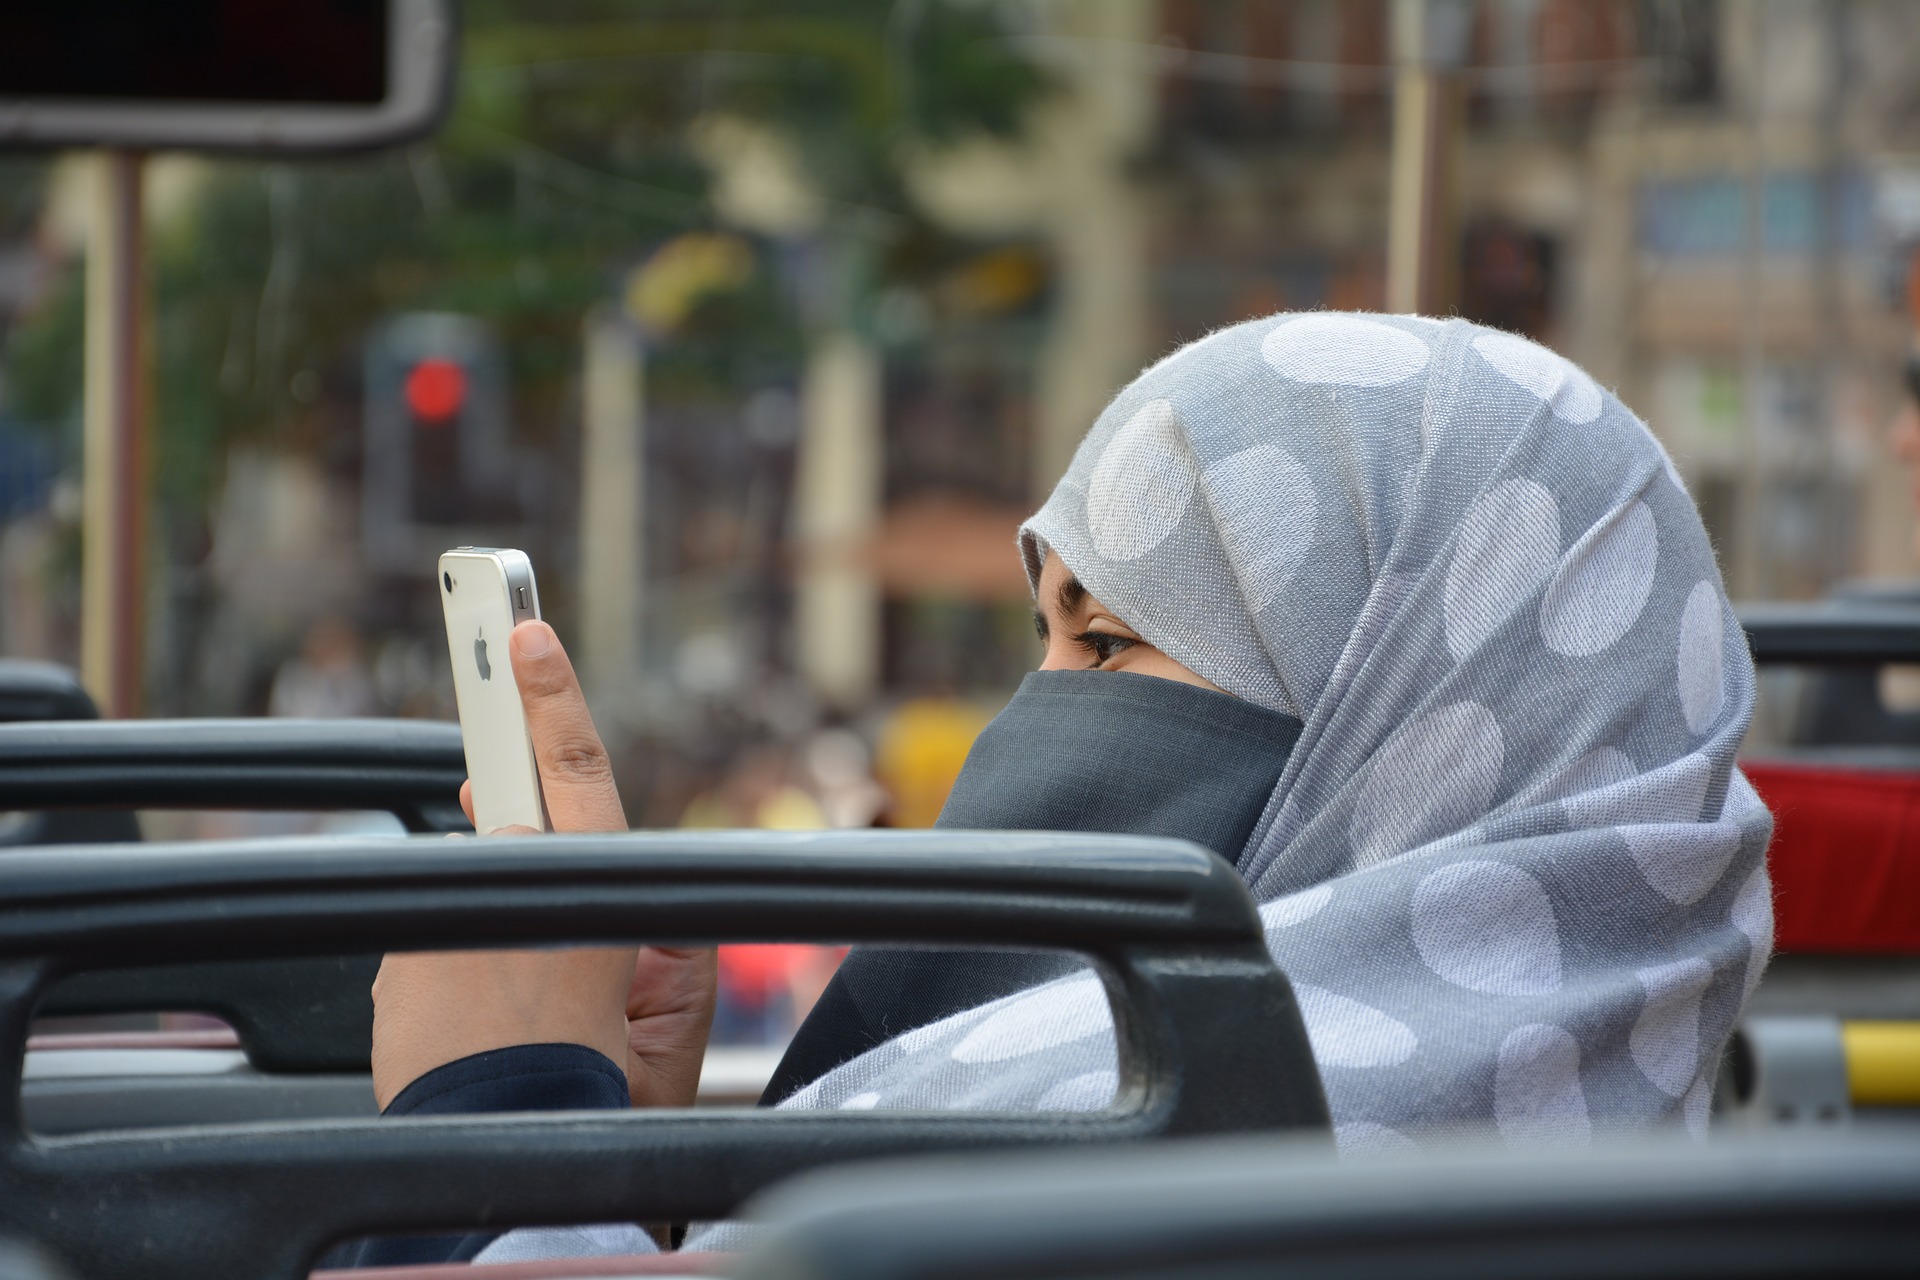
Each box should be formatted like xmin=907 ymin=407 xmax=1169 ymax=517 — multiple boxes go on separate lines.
xmin=370 ymin=620 xmax=718 ymax=1111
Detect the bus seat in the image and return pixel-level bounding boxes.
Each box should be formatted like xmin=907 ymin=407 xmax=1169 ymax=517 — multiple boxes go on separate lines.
xmin=1743 ymin=757 xmax=1920 ymax=956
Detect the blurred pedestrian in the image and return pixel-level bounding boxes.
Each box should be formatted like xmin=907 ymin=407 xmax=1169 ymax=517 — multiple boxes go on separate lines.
xmin=268 ymin=616 xmax=375 ymax=720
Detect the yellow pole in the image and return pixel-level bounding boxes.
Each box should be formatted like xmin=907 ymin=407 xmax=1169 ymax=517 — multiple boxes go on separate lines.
xmin=80 ymin=150 xmax=147 ymax=719
xmin=1842 ymin=1022 xmax=1920 ymax=1107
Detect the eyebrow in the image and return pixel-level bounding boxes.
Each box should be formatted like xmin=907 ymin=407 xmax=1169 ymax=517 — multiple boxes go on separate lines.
xmin=1055 ymin=574 xmax=1087 ymax=619
xmin=1032 ymin=574 xmax=1089 ymax=643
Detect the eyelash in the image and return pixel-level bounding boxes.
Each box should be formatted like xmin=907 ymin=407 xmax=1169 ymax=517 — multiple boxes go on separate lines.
xmin=1073 ymin=630 xmax=1138 ymax=667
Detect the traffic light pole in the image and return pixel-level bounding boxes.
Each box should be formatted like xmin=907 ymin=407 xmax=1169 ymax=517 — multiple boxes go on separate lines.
xmin=80 ymin=150 xmax=148 ymax=718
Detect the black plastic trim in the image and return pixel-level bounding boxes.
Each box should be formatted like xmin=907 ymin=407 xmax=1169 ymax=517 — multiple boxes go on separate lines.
xmin=1737 ymin=603 xmax=1920 ymax=666
xmin=0 ymin=830 xmax=1329 ymax=1280
xmin=0 ymin=718 xmax=469 ymax=834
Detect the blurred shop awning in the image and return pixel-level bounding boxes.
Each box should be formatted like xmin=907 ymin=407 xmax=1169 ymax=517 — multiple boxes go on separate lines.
xmin=867 ymin=494 xmax=1032 ymax=603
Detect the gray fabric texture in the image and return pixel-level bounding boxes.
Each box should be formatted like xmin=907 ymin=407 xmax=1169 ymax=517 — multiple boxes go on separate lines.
xmin=941 ymin=668 xmax=1304 ymax=848
xmin=758 ymin=668 xmax=1303 ymax=1104
xmin=479 ymin=313 xmax=1773 ymax=1263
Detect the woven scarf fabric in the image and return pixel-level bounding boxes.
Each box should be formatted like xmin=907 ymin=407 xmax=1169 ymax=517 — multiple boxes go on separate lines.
xmin=482 ymin=313 xmax=1773 ymax=1263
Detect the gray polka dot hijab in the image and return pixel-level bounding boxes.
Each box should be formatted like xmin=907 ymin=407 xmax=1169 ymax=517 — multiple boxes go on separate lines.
xmin=479 ymin=313 xmax=1774 ymax=1263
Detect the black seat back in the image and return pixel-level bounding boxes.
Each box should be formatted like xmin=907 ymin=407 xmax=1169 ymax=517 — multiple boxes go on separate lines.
xmin=739 ymin=1132 xmax=1920 ymax=1280
xmin=0 ymin=829 xmax=1328 ymax=1280
xmin=0 ymin=663 xmax=139 ymax=849
xmin=0 ymin=718 xmax=469 ymax=836
xmin=0 ymin=715 xmax=469 ymax=1066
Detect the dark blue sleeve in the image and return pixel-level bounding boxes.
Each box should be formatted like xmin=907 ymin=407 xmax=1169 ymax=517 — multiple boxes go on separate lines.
xmin=384 ymin=1042 xmax=630 ymax=1117
xmin=337 ymin=1043 xmax=628 ymax=1269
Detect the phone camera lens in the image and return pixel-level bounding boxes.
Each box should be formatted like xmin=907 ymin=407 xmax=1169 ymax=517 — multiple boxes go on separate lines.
xmin=442 ymin=572 xmax=454 ymax=593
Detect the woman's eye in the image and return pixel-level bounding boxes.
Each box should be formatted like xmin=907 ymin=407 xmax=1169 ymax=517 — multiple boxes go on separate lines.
xmin=1076 ymin=630 xmax=1138 ymax=666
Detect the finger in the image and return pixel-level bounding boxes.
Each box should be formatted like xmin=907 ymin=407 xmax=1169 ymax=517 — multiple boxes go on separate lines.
xmin=509 ymin=620 xmax=627 ymax=833
xmin=459 ymin=779 xmax=476 ymax=830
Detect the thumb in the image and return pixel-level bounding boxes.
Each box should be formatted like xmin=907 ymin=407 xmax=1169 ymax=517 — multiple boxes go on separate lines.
xmin=509 ymin=621 xmax=627 ymax=833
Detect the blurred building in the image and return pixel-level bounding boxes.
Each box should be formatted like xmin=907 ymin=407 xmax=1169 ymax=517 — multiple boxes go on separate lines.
xmin=1128 ymin=0 xmax=1920 ymax=601
xmin=805 ymin=0 xmax=1920 ymax=726
xmin=3 ymin=0 xmax=1920 ymax=794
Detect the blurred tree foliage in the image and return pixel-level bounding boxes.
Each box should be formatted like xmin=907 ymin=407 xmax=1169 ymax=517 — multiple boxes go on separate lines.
xmin=0 ymin=0 xmax=1050 ymax=512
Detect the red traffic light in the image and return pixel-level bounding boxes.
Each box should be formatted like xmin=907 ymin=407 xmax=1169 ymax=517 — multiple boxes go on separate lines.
xmin=404 ymin=358 xmax=467 ymax=425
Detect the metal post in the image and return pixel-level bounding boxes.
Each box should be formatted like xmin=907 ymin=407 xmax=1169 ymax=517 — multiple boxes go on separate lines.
xmin=578 ymin=309 xmax=645 ymax=709
xmin=80 ymin=150 xmax=147 ymax=719
xmin=794 ymin=331 xmax=882 ymax=710
xmin=1387 ymin=0 xmax=1469 ymax=316
xmin=1032 ymin=0 xmax=1154 ymax=502
xmin=1736 ymin=0 xmax=1768 ymax=600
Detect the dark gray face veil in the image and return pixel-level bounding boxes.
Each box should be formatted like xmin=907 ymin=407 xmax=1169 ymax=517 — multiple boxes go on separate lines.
xmin=938 ymin=669 xmax=1302 ymax=865
xmin=760 ymin=669 xmax=1303 ymax=1104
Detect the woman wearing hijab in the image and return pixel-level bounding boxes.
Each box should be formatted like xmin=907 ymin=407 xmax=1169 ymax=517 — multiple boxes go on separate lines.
xmin=368 ymin=312 xmax=1773 ymax=1264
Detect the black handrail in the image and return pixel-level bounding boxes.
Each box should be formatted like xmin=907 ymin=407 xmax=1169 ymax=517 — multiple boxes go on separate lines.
xmin=0 ymin=829 xmax=1328 ymax=1280
xmin=735 ymin=1133 xmax=1920 ymax=1280
xmin=0 ymin=718 xmax=469 ymax=835
xmin=0 ymin=718 xmax=467 ymax=1066
xmin=0 ymin=662 xmax=100 ymax=725
xmin=1737 ymin=602 xmax=1920 ymax=666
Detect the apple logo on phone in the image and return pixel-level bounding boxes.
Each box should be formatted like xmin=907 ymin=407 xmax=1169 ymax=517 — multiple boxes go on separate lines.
xmin=474 ymin=627 xmax=492 ymax=682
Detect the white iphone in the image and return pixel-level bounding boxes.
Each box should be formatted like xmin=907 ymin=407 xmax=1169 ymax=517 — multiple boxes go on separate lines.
xmin=438 ymin=547 xmax=549 ymax=833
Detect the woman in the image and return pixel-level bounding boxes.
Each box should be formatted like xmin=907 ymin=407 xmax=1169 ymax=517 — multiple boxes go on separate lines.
xmin=370 ymin=312 xmax=1773 ymax=1263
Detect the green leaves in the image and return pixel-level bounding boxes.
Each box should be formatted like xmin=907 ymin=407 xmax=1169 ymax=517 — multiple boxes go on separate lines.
xmin=0 ymin=2 xmax=1050 ymax=511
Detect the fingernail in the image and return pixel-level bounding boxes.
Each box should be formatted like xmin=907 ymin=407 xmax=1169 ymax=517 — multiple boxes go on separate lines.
xmin=515 ymin=622 xmax=552 ymax=657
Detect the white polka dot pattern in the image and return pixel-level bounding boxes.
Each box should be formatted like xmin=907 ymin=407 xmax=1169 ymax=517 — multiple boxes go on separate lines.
xmin=1526 ymin=746 xmax=1637 ymax=806
xmin=1444 ymin=479 xmax=1560 ymax=659
xmin=1621 ymin=821 xmax=1740 ymax=905
xmin=1293 ymin=984 xmax=1419 ymax=1068
xmin=1495 ymin=1024 xmax=1591 ymax=1149
xmin=950 ymin=975 xmax=1110 ymax=1064
xmin=1260 ymin=883 xmax=1333 ymax=931
xmin=779 ymin=1077 xmax=826 ymax=1110
xmin=1203 ymin=445 xmax=1317 ymax=610
xmin=1086 ymin=399 xmax=1197 ymax=561
xmin=1471 ymin=331 xmax=1603 ymax=423
xmin=1411 ymin=861 xmax=1563 ymax=995
xmin=892 ymin=1001 xmax=994 ymax=1055
xmin=1730 ymin=865 xmax=1774 ymax=1000
xmin=1723 ymin=768 xmax=1765 ymax=824
xmin=1631 ymin=958 xmax=1714 ymax=1097
xmin=1335 ymin=1121 xmax=1421 ymax=1156
xmin=1539 ymin=501 xmax=1659 ymax=656
xmin=1036 ymin=1070 xmax=1117 ymax=1111
xmin=1682 ymin=1078 xmax=1712 ymax=1139
xmin=1351 ymin=703 xmax=1504 ymax=866
xmin=1260 ymin=314 xmax=1431 ymax=387
xmin=474 ymin=1224 xmax=659 ymax=1266
xmin=1677 ymin=581 xmax=1726 ymax=734
xmin=1563 ymin=751 xmax=1711 ymax=828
